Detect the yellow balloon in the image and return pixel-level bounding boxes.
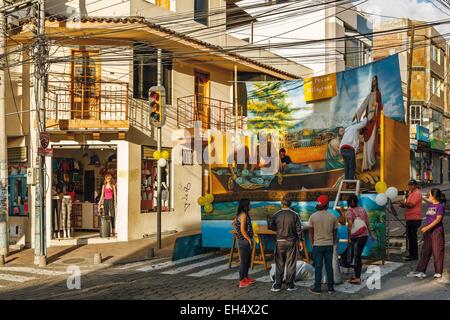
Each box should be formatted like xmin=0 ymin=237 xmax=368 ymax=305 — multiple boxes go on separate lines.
xmin=197 ymin=196 xmax=206 ymax=206
xmin=204 ymin=203 xmax=214 ymax=213
xmin=204 ymin=193 xmax=214 ymax=204
xmin=161 ymin=150 xmax=170 ymax=160
xmin=375 ymin=181 xmax=387 ymax=194
xmin=153 ymin=150 xmax=161 ymax=160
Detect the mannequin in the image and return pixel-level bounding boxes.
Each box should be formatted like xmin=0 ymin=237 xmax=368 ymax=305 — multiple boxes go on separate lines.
xmin=51 ymin=185 xmax=62 ymax=238
xmin=61 ymin=183 xmax=72 ymax=238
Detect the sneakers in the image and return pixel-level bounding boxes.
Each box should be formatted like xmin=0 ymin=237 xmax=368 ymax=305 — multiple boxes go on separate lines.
xmin=246 ymin=277 xmax=256 ymax=284
xmin=328 ymin=288 xmax=335 ymax=294
xmin=406 ymin=271 xmax=419 ymax=278
xmin=287 ymin=284 xmax=297 ymax=291
xmin=414 ymin=272 xmax=427 ymax=279
xmin=271 ymin=283 xmax=282 ymax=292
xmin=309 ymin=287 xmax=321 ymax=295
xmin=239 ymin=279 xmax=252 ymax=288
xmin=434 ymin=273 xmax=442 ymax=279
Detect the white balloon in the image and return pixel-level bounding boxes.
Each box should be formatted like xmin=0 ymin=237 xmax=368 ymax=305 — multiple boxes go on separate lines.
xmin=375 ymin=193 xmax=388 ymax=206
xmin=158 ymin=158 xmax=167 ymax=167
xmin=385 ymin=187 xmax=398 ymax=200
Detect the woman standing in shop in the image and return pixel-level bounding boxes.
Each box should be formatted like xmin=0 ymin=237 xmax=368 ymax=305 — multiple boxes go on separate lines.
xmin=232 ymin=198 xmax=255 ymax=288
xmin=99 ymin=174 xmax=117 ymax=237
xmin=409 ymin=188 xmax=446 ymax=279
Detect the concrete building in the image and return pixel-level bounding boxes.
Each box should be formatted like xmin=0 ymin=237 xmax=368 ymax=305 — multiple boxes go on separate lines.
xmin=225 ymin=0 xmax=373 ymax=75
xmin=4 ymin=0 xmax=311 ymax=249
xmin=374 ymin=19 xmax=449 ymax=185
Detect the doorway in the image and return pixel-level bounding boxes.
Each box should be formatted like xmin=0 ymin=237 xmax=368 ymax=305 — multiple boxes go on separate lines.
xmin=194 ymin=71 xmax=210 ymax=129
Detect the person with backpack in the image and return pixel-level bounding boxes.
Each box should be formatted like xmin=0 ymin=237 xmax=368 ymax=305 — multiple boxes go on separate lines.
xmin=232 ymin=198 xmax=256 ymax=288
xmin=408 ymin=188 xmax=446 ymax=279
xmin=338 ymin=194 xmax=374 ymax=285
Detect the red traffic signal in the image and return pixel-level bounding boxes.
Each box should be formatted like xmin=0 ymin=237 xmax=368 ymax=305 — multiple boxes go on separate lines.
xmin=148 ymin=86 xmax=166 ymax=127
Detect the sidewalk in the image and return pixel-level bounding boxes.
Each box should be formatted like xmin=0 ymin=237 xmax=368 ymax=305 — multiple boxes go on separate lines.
xmin=3 ymin=229 xmax=201 ymax=268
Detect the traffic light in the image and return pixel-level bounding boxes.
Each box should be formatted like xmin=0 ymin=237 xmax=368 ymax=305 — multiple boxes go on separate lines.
xmin=149 ymin=85 xmax=166 ymax=127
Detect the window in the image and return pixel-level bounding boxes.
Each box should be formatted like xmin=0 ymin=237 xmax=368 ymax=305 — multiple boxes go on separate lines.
xmin=345 ymin=35 xmax=370 ymax=69
xmin=431 ymin=75 xmax=443 ymax=98
xmin=141 ymin=146 xmax=172 ymax=213
xmin=431 ymin=44 xmax=441 ymax=64
xmin=410 ymin=105 xmax=422 ymax=125
xmin=194 ymin=0 xmax=208 ymax=26
xmin=133 ymin=44 xmax=172 ymax=104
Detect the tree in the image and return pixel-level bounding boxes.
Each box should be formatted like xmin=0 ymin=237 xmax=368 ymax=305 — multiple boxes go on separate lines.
xmin=247 ymin=82 xmax=296 ymax=133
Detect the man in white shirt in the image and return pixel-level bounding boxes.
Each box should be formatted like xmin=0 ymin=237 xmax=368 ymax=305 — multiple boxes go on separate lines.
xmin=339 ymin=118 xmax=368 ymax=180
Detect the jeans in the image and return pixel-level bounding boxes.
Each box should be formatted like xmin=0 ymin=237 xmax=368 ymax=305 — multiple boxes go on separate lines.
xmin=341 ymin=148 xmax=356 ymax=180
xmin=351 ymin=236 xmax=368 ymax=278
xmin=406 ymin=220 xmax=422 ymax=258
xmin=274 ymin=240 xmax=297 ymax=286
xmin=416 ymin=228 xmax=445 ymax=274
xmin=61 ymin=197 xmax=72 ymax=230
xmin=52 ymin=199 xmax=61 ymax=233
xmin=238 ymin=239 xmax=252 ymax=281
xmin=313 ymin=245 xmax=334 ymax=290
xmin=104 ymin=199 xmax=116 ymax=230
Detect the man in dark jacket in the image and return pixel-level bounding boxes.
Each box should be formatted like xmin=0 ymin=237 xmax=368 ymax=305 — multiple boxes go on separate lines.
xmin=267 ymin=194 xmax=304 ymax=292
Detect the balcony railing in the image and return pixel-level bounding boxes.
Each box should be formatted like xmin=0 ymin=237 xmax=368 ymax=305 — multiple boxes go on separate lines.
xmin=177 ymin=95 xmax=244 ymax=131
xmin=46 ymin=81 xmax=129 ymax=121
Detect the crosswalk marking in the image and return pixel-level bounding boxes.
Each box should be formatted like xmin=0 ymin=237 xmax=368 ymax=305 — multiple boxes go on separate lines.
xmin=161 ymin=255 xmax=229 ymax=275
xmin=188 ymin=263 xmax=230 ymax=277
xmin=116 ymin=258 xmax=169 ymax=270
xmin=0 ymin=267 xmax=68 ymax=276
xmin=0 ymin=273 xmax=36 ymax=283
xmin=137 ymin=252 xmax=216 ymax=272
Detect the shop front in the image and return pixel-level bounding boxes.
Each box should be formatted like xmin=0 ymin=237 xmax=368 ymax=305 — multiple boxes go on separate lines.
xmin=45 ymin=142 xmax=119 ymax=245
xmin=410 ymin=125 xmax=432 ymax=184
xmin=430 ymin=138 xmax=446 ymax=184
xmin=7 ymin=146 xmax=29 ymax=248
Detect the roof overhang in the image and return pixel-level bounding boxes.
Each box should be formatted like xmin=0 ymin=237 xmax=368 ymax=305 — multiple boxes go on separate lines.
xmin=11 ymin=17 xmax=300 ymax=80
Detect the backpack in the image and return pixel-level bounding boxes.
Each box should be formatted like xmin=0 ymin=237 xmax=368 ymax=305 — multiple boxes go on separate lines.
xmin=349 ymin=208 xmax=368 ymax=237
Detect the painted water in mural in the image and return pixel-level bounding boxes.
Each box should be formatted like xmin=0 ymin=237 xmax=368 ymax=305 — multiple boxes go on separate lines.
xmin=210 ymin=55 xmax=405 ymax=193
xmin=202 ymin=194 xmax=386 ymax=259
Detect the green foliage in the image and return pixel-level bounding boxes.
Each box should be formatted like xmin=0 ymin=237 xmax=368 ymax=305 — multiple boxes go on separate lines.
xmin=247 ymin=82 xmax=296 ymax=131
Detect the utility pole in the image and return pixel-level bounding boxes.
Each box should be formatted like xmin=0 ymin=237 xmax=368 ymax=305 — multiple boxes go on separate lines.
xmin=406 ymin=20 xmax=415 ymax=126
xmin=33 ymin=0 xmax=47 ymax=266
xmin=156 ymin=48 xmax=162 ymax=250
xmin=0 ymin=0 xmax=9 ymax=257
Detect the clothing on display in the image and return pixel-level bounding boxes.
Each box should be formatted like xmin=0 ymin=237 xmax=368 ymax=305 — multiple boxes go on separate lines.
xmin=61 ymin=196 xmax=72 ymax=238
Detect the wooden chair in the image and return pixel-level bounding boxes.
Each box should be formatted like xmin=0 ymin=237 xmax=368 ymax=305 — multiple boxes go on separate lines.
xmin=250 ymin=232 xmax=269 ymax=270
xmin=228 ymin=231 xmax=240 ymax=268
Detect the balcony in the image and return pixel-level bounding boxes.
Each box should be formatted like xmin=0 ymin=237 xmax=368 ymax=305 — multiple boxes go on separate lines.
xmin=177 ymin=95 xmax=244 ymax=132
xmin=45 ymin=81 xmax=130 ymax=132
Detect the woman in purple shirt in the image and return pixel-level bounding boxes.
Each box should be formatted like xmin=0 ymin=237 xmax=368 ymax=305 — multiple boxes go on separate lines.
xmin=409 ymin=188 xmax=446 ymax=279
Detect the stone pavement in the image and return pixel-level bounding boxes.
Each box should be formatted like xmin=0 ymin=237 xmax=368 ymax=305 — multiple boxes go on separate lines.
xmin=3 ymin=229 xmax=200 ymax=269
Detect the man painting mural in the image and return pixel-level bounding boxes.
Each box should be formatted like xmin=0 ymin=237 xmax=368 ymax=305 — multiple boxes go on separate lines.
xmin=352 ymin=75 xmax=383 ymax=172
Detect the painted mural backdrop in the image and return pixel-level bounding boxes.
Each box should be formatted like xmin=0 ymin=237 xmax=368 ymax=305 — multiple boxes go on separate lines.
xmin=210 ymin=55 xmax=404 ymax=193
xmin=202 ymin=194 xmax=386 ymax=259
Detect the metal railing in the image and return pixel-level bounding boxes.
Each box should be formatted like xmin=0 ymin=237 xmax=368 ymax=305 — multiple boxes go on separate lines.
xmin=177 ymin=95 xmax=244 ymax=131
xmin=46 ymin=81 xmax=129 ymax=121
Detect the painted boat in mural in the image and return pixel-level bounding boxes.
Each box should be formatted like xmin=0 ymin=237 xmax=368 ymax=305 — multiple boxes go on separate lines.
xmin=211 ymin=167 xmax=344 ymax=192
xmin=285 ymin=144 xmax=328 ymax=163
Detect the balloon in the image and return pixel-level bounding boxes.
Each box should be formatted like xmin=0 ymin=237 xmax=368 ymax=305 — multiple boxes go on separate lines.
xmin=204 ymin=193 xmax=214 ymax=204
xmin=161 ymin=150 xmax=170 ymax=160
xmin=385 ymin=187 xmax=398 ymax=200
xmin=197 ymin=196 xmax=206 ymax=206
xmin=375 ymin=181 xmax=387 ymax=194
xmin=375 ymin=193 xmax=388 ymax=206
xmin=153 ymin=150 xmax=161 ymax=160
xmin=158 ymin=158 xmax=167 ymax=167
xmin=204 ymin=203 xmax=214 ymax=213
